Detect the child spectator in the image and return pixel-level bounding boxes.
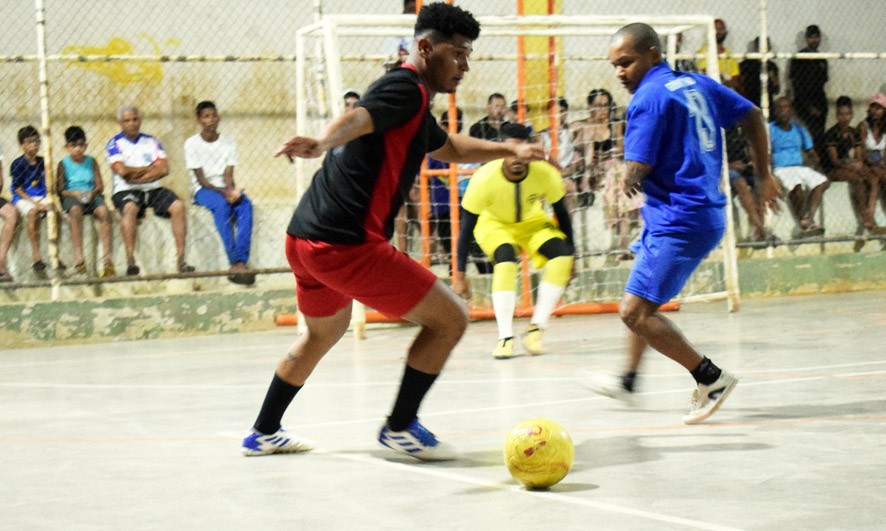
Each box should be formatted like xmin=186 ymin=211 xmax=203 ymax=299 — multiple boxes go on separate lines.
xmin=0 ymin=145 xmax=20 ymax=282
xmin=185 ymin=101 xmax=254 ymax=285
xmin=10 ymin=125 xmax=62 ymax=278
xmin=56 ymin=126 xmax=115 ymax=277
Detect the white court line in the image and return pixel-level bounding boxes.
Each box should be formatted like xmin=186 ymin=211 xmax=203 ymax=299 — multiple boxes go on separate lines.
xmin=327 ymin=451 xmax=743 ymax=531
xmin=2 ymin=361 xmax=884 ymax=394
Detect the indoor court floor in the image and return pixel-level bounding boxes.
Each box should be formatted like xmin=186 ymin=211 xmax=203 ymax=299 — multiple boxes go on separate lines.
xmin=1 ymin=291 xmax=884 ymax=530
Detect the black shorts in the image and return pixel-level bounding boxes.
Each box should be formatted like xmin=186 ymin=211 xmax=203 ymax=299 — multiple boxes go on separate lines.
xmin=0 ymin=197 xmax=8 ymax=210
xmin=112 ymin=188 xmax=179 ymax=218
xmin=61 ymin=195 xmax=106 ymax=215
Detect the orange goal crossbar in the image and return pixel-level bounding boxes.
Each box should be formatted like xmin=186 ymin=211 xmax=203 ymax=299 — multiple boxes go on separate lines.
xmin=275 ymin=300 xmax=680 ymax=326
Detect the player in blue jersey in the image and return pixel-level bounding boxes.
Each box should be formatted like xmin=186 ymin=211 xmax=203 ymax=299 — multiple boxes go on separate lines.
xmin=585 ymin=23 xmax=781 ymax=424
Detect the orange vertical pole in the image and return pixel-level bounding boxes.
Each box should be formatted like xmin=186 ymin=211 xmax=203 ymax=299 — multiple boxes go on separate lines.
xmin=418 ymin=159 xmax=431 ymax=267
xmin=515 ymin=0 xmax=534 ymax=313
xmin=447 ymin=96 xmax=460 ymax=281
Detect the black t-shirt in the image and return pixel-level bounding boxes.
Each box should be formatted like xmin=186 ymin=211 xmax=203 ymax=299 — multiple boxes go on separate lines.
xmin=789 ymin=48 xmax=828 ymax=105
xmin=822 ymin=124 xmax=860 ymax=172
xmin=288 ymin=65 xmax=449 ymax=243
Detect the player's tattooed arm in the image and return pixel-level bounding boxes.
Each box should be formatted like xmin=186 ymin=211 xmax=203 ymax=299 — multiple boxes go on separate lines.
xmin=623 ymin=160 xmax=652 ymax=197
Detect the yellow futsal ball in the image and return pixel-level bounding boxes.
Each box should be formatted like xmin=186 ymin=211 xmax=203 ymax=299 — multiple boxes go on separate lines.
xmin=503 ymin=418 xmax=574 ymax=489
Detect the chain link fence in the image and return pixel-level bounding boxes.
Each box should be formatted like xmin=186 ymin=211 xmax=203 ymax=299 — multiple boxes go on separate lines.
xmin=0 ymin=0 xmax=883 ymax=295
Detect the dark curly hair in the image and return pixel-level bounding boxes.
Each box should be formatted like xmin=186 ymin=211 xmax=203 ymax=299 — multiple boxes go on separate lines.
xmin=414 ymin=2 xmax=480 ymax=41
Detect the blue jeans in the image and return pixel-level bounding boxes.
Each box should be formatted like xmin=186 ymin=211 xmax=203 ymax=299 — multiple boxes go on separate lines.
xmin=194 ymin=188 xmax=253 ymax=265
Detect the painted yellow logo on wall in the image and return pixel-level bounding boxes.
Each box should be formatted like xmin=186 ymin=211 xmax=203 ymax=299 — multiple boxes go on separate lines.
xmin=62 ymin=34 xmax=180 ymax=84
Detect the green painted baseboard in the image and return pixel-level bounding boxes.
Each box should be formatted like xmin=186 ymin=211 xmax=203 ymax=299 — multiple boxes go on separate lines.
xmin=1 ymin=252 xmax=883 ymax=349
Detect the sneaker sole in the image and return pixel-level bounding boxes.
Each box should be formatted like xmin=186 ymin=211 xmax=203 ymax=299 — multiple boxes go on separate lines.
xmin=241 ymin=443 xmax=313 ymax=457
xmin=682 ymin=378 xmax=739 ymax=425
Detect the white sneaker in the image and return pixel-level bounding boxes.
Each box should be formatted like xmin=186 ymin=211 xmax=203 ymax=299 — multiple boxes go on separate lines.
xmin=581 ymin=372 xmax=637 ymax=406
xmin=682 ymin=370 xmax=739 ymax=424
xmin=241 ymin=428 xmax=314 ymax=456
xmin=378 ymin=418 xmax=459 ymax=461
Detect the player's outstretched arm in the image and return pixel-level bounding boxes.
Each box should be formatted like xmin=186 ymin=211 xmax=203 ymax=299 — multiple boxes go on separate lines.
xmin=739 ymin=107 xmax=783 ymax=213
xmin=275 ymin=107 xmax=374 ymax=161
xmin=430 ymin=133 xmax=545 ymax=164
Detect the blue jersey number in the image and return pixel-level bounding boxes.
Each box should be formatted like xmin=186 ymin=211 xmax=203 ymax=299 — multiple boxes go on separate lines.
xmin=685 ymin=89 xmax=717 ymax=152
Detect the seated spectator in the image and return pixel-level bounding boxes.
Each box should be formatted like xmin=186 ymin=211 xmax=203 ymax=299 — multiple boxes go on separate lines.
xmin=858 ymin=93 xmax=886 ymax=214
xmin=769 ymin=97 xmax=829 ymax=237
xmin=822 ymin=96 xmax=884 ymax=235
xmin=343 ymin=91 xmax=360 ymax=112
xmin=10 ymin=125 xmax=63 ymax=279
xmin=739 ymin=37 xmax=780 ymax=108
xmin=537 ymin=97 xmax=581 ymax=210
xmin=571 ymin=88 xmax=623 ymax=204
xmin=697 ymin=18 xmax=740 ymax=90
xmin=185 ymin=101 xmax=255 ymax=285
xmin=56 ymin=126 xmax=115 ymax=277
xmin=107 ymin=104 xmax=194 ymax=275
xmin=725 ymin=126 xmax=771 ymax=242
xmin=469 ymin=93 xmax=509 ymax=141
xmin=0 ymin=146 xmax=19 ymax=282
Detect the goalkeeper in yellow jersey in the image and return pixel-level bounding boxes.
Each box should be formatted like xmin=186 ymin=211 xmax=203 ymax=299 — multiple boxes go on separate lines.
xmin=453 ymin=123 xmax=575 ymax=359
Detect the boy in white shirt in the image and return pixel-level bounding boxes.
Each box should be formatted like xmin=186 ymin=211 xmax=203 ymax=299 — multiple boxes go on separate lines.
xmin=184 ymin=101 xmax=254 ymax=285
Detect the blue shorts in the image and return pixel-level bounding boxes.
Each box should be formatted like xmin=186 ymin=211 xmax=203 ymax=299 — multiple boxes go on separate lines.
xmin=625 ymin=226 xmax=724 ymax=305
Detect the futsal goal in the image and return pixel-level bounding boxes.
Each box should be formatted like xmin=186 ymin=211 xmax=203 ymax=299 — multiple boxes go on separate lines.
xmin=287 ymin=13 xmax=737 ymax=333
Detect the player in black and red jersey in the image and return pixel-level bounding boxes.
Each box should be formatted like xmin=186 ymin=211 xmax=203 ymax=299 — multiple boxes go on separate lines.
xmin=242 ymin=2 xmax=544 ymax=461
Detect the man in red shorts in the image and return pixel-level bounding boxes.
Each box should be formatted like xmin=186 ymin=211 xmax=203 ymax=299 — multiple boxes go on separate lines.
xmin=242 ymin=2 xmax=544 ymax=461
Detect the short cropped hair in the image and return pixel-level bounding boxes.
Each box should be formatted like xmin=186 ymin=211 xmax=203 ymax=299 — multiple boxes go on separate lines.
xmin=414 ymin=2 xmax=480 ymax=42
xmin=439 ymin=107 xmax=464 ymax=133
xmin=501 ymin=122 xmax=530 ymax=141
xmin=196 ymin=100 xmax=217 ymax=118
xmin=64 ymin=126 xmax=87 ymax=144
xmin=614 ymin=22 xmax=661 ymax=53
xmin=488 ymin=92 xmax=506 ymax=104
xmin=18 ymin=125 xmax=39 ymax=144
xmin=116 ymin=104 xmax=139 ymax=121
xmin=835 ymin=95 xmax=852 ymax=109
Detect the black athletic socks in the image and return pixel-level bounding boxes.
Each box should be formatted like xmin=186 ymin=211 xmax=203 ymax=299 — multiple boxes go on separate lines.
xmin=252 ymin=373 xmax=302 ymax=435
xmin=690 ymin=357 xmax=722 ymax=385
xmin=387 ymin=365 xmax=439 ymax=432
xmin=621 ymin=370 xmax=638 ymax=392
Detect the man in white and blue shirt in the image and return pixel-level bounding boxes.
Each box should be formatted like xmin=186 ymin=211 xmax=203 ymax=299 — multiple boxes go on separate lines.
xmin=585 ymin=23 xmax=781 ymax=424
xmin=107 ymin=104 xmax=194 ymax=275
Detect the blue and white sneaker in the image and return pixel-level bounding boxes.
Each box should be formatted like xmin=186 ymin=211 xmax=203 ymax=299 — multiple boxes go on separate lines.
xmin=682 ymin=370 xmax=739 ymax=425
xmin=378 ymin=418 xmax=459 ymax=461
xmin=241 ymin=428 xmax=313 ymax=456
